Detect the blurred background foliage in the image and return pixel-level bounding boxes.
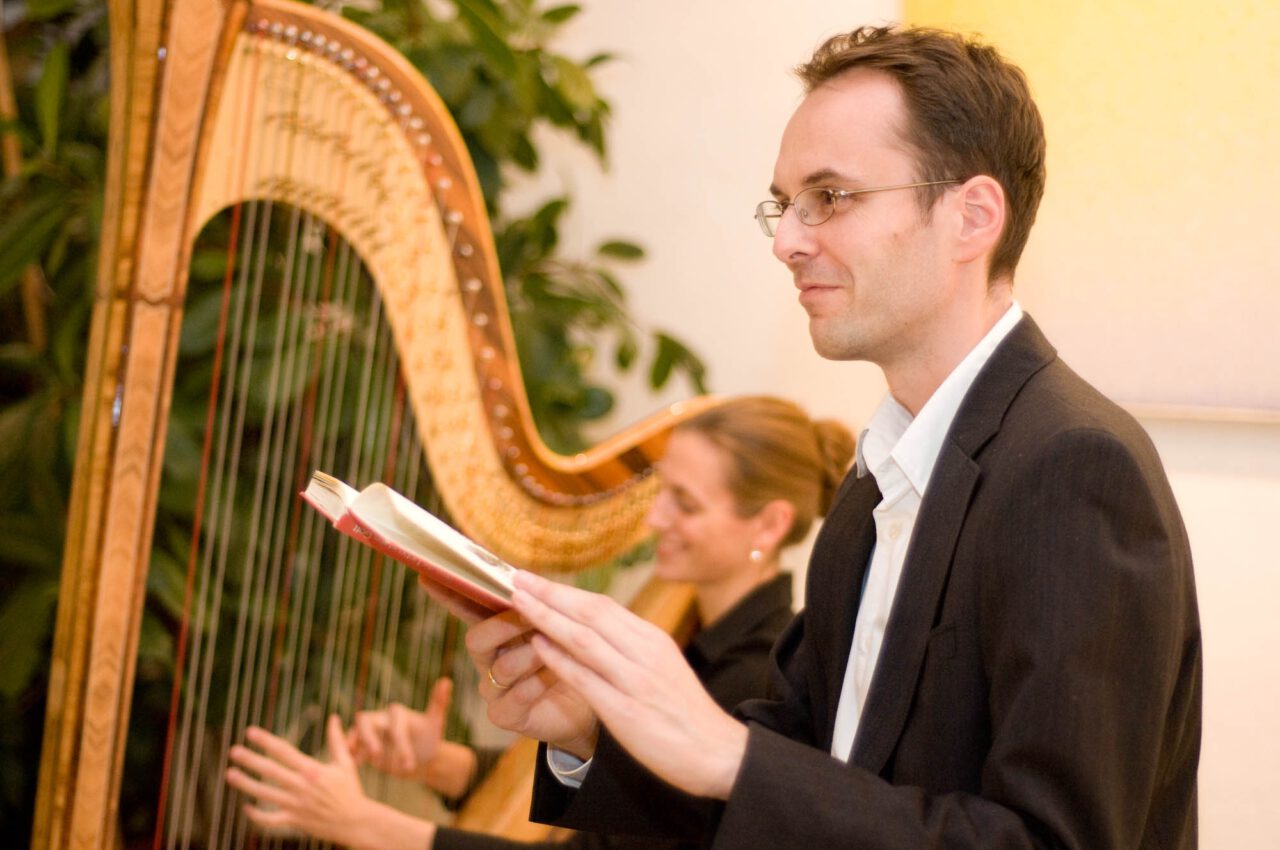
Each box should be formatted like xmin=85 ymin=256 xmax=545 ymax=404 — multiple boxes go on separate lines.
xmin=0 ymin=0 xmax=707 ymax=841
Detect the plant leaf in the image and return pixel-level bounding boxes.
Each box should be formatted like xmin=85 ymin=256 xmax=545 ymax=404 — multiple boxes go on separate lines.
xmin=540 ymin=4 xmax=582 ymax=25
xmin=0 ymin=578 xmax=60 ymax=697
xmin=35 ymin=42 xmax=71 ymax=158
xmin=0 ymin=188 xmax=71 ymax=297
xmin=453 ymin=0 xmax=518 ymax=76
xmin=549 ymin=55 xmax=597 ymax=112
xmin=596 ymin=240 xmax=644 ymax=261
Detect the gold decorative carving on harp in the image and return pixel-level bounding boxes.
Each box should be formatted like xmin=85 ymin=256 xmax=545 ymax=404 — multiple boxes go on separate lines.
xmin=32 ymin=1 xmax=710 ymax=847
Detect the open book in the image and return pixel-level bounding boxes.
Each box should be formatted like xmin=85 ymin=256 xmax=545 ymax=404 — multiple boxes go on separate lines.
xmin=301 ymin=470 xmax=515 ymax=616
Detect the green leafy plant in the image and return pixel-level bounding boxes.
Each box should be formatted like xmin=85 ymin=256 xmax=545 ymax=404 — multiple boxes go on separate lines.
xmin=344 ymin=0 xmax=708 ymax=450
xmin=0 ymin=0 xmax=708 ymax=841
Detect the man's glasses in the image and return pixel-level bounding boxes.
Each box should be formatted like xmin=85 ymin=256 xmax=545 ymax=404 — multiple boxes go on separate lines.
xmin=754 ymin=180 xmax=961 ymax=237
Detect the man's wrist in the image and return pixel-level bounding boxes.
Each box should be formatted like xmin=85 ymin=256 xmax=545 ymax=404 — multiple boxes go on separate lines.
xmin=700 ymin=717 xmax=748 ymax=800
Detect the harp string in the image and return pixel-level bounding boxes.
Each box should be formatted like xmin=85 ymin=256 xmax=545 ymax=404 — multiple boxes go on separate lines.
xmin=152 ymin=27 xmax=498 ymax=850
xmin=167 ymin=189 xmax=269 ymax=850
xmin=153 ymin=190 xmax=245 ymax=850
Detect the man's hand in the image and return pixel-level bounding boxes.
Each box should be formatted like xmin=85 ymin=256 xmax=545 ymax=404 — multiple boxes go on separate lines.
xmin=225 ymin=715 xmax=434 ymax=850
xmin=511 ymin=570 xmax=748 ymax=799
xmin=416 ymin=575 xmax=492 ymax=624
xmin=464 ymin=605 xmax=600 ymax=760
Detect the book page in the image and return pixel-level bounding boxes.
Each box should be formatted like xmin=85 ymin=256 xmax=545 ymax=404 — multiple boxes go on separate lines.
xmin=302 ymin=471 xmax=360 ymax=522
xmin=353 ymin=485 xmax=515 ymax=598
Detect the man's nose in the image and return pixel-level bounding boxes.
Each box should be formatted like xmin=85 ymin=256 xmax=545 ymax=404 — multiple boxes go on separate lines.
xmin=771 ymin=206 xmax=816 ymax=266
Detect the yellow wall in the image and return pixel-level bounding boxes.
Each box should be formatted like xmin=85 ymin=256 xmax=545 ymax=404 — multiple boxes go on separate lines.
xmin=904 ymin=0 xmax=1280 ymax=415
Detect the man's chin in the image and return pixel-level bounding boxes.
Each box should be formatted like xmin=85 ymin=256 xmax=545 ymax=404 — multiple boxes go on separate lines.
xmin=808 ymin=322 xmax=860 ymax=361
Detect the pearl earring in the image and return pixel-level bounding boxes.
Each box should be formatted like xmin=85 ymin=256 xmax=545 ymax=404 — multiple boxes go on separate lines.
xmin=749 ymin=548 xmax=764 ymax=563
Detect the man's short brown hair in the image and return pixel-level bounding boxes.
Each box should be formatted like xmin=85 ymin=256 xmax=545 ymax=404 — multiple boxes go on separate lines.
xmin=797 ymin=26 xmax=1046 ymax=282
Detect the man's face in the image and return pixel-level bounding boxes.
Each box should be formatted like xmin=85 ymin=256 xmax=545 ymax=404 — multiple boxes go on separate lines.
xmin=769 ymin=70 xmax=954 ymax=367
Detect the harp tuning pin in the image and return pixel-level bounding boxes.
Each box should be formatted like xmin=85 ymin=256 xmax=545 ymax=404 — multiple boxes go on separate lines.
xmin=513 ymin=462 xmax=528 ymax=475
xmin=457 ymin=243 xmax=474 ymax=258
xmin=480 ymin=346 xmax=495 ymax=361
xmin=487 ymin=377 xmax=503 ymax=391
xmin=464 ymin=278 xmax=483 ymax=292
xmin=446 ymin=210 xmax=463 ymax=225
xmin=493 ymin=404 xmax=510 ymax=419
xmin=436 ymin=176 xmax=453 ymax=191
xmin=157 ymin=46 xmax=167 ymax=61
xmin=473 ymin=312 xmax=489 ymax=327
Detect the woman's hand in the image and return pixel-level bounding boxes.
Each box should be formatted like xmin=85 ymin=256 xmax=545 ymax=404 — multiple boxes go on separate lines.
xmin=347 ymin=679 xmax=478 ymax=798
xmin=225 ymin=715 xmax=435 ymax=850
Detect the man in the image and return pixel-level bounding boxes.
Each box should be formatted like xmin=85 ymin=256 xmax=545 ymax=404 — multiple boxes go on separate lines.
xmin=461 ymin=25 xmax=1201 ymax=849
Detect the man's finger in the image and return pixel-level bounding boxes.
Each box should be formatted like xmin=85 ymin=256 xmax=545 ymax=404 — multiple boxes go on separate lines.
xmin=526 ymin=634 xmax=625 ymax=722
xmin=514 ymin=570 xmax=660 ymax=662
xmin=416 ymin=575 xmax=489 ymax=623
xmin=484 ymin=638 xmax=543 ymax=695
xmin=511 ymin=583 xmax=645 ymax=695
xmin=464 ymin=608 xmax=534 ymax=668
xmin=483 ymin=667 xmax=556 ymax=732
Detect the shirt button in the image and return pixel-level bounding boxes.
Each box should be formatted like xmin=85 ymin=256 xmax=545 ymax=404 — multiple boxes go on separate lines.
xmin=888 ymin=523 xmax=902 ymax=540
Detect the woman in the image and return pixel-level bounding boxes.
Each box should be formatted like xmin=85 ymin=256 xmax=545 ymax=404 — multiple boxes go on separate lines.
xmin=225 ymin=396 xmax=854 ymax=850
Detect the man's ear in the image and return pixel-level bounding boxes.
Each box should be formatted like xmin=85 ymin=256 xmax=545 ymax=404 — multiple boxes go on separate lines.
xmin=952 ymin=175 xmax=1005 ymax=265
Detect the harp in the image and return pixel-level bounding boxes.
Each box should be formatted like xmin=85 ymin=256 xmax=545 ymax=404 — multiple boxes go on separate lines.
xmin=31 ymin=0 xmax=709 ymax=847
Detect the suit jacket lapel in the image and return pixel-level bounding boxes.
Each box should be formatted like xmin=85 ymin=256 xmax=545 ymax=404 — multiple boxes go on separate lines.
xmin=848 ymin=314 xmax=1057 ymax=773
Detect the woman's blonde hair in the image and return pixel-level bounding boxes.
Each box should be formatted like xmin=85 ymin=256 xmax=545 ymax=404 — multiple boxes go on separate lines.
xmin=678 ymin=396 xmax=855 ymax=547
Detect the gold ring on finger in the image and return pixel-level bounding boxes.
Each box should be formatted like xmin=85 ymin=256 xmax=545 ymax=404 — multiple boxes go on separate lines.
xmin=487 ymin=665 xmax=512 ymax=690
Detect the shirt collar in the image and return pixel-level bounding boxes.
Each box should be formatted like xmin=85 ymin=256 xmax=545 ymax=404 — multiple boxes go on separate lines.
xmin=856 ymin=302 xmax=1024 ymax=495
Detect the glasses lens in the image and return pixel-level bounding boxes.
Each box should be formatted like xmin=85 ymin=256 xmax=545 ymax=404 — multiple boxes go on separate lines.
xmin=755 ymin=201 xmax=782 ymax=237
xmin=795 ymin=187 xmax=836 ymax=227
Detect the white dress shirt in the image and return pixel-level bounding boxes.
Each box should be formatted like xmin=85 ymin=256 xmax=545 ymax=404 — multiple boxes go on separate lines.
xmin=829 ymin=303 xmax=1023 ymax=761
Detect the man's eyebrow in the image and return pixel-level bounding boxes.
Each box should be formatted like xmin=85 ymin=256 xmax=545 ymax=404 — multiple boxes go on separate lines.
xmin=768 ymin=168 xmax=859 ymax=199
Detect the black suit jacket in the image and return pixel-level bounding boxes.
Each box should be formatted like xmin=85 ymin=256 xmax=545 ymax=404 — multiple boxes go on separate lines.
xmin=532 ymin=316 xmax=1202 ymax=849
